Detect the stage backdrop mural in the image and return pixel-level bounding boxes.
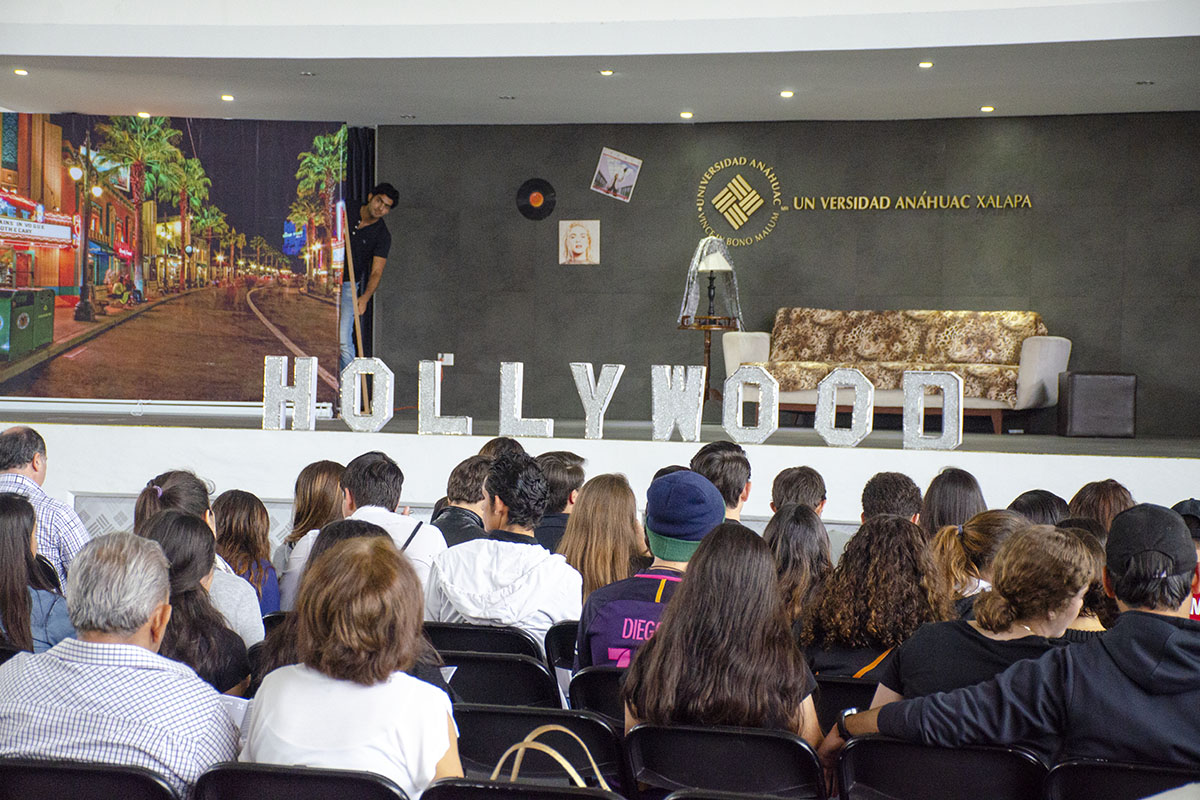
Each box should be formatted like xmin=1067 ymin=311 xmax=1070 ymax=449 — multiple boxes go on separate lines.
xmin=376 ymin=112 xmax=1199 ymax=437
xmin=0 ymin=113 xmax=344 ymax=404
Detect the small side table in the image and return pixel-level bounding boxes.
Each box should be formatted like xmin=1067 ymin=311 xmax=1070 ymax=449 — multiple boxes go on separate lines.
xmin=679 ymin=315 xmax=740 ymax=405
xmin=1057 ymin=372 xmax=1137 ymax=437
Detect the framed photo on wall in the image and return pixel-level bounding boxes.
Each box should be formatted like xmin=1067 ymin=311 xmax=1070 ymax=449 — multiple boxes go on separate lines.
xmin=591 ymin=147 xmax=642 ymax=203
xmin=559 ymin=220 xmax=600 ymax=265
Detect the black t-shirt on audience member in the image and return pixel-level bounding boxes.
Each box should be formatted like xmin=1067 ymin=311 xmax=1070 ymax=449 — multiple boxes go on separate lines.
xmin=877 ymin=619 xmax=1064 ymax=698
xmin=805 ymin=642 xmax=893 ymax=681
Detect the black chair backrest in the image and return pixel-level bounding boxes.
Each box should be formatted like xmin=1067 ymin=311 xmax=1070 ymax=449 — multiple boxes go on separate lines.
xmin=0 ymin=758 xmax=176 ymax=800
xmin=664 ymin=792 xmax=783 ymax=800
xmin=441 ymin=651 xmax=562 ymax=708
xmin=454 ymin=703 xmax=631 ymax=795
xmin=568 ymin=666 xmax=625 ymax=729
xmin=426 ymin=622 xmax=543 ymax=660
xmin=813 ymin=676 xmax=877 ymax=733
xmin=423 ymin=778 xmax=624 ymax=799
xmin=1043 ymin=759 xmax=1200 ymax=800
xmin=837 ymin=736 xmax=1045 ymax=800
xmin=261 ymin=611 xmax=290 ymax=636
xmin=624 ymin=723 xmax=826 ymax=800
xmin=544 ymin=620 xmax=580 ymax=671
xmin=194 ymin=762 xmax=409 ymax=800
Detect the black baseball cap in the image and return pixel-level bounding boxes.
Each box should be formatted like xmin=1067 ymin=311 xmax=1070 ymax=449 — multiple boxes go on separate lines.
xmin=1106 ymin=504 xmax=1197 ymax=576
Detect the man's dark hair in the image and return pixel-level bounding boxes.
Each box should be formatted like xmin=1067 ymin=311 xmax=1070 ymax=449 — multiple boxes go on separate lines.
xmin=772 ymin=466 xmax=826 ymax=510
xmin=861 ymin=472 xmax=922 ymax=519
xmin=1110 ymin=552 xmax=1195 ymax=610
xmin=371 ymin=182 xmax=399 ymax=206
xmin=485 ymin=452 xmax=548 ymax=530
xmin=446 ymin=455 xmax=490 ymax=505
xmin=653 ymin=465 xmax=689 ymax=482
xmin=536 ymin=452 xmax=585 ymax=514
xmin=689 ymin=441 xmax=750 ymax=508
xmin=0 ymin=427 xmax=45 ymax=471
xmin=341 ymin=451 xmax=403 ymax=511
xmin=478 ymin=437 xmax=527 ymax=461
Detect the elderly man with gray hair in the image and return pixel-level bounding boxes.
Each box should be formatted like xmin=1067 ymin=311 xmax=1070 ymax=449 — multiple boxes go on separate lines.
xmin=0 ymin=532 xmax=238 ymax=796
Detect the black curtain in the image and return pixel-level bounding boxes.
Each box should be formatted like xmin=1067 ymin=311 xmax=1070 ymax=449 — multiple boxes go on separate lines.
xmin=346 ymin=126 xmax=376 ymax=357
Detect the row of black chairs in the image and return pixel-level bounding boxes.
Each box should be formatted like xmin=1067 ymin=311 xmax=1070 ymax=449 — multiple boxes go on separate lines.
xmin=2 ymin=735 xmax=1197 ymax=800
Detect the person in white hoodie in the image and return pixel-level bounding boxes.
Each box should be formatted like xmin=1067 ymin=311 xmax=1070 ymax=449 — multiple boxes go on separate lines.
xmin=341 ymin=451 xmax=446 ymax=590
xmin=425 ymin=452 xmax=582 ymax=650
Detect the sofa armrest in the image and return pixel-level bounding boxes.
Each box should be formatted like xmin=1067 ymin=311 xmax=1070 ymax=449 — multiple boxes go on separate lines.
xmin=1014 ymin=335 xmax=1072 ymax=409
xmin=721 ymin=331 xmax=771 ymax=379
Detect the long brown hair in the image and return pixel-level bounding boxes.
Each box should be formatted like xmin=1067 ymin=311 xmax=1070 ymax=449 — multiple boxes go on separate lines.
xmin=0 ymin=493 xmax=57 ymax=651
xmin=622 ymin=523 xmax=812 ymax=731
xmin=558 ymin=474 xmax=645 ymax=598
xmin=212 ymin=489 xmax=271 ymax=594
xmin=295 ymin=536 xmax=423 ymax=686
xmin=287 ymin=460 xmax=344 ymax=545
xmin=930 ymin=510 xmax=1027 ymax=600
xmin=762 ymin=503 xmax=832 ymax=625
xmin=974 ymin=525 xmax=1095 ymax=632
xmin=803 ymin=515 xmax=951 ymax=650
xmin=1068 ymin=479 xmax=1134 ymax=532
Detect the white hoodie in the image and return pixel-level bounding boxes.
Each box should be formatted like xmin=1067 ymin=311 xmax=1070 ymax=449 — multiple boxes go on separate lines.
xmin=424 ymin=536 xmax=582 ymax=652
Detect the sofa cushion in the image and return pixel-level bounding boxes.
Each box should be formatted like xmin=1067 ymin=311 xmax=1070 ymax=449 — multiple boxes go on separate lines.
xmin=762 ymin=360 xmax=1023 ymax=407
xmin=769 ymin=309 xmax=1047 ymax=365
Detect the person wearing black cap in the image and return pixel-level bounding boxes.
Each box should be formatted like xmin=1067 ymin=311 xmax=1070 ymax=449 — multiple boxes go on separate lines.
xmin=822 ymin=503 xmax=1200 ymax=768
xmin=573 ymin=470 xmax=726 ymax=670
xmin=1171 ymin=499 xmax=1200 ymax=620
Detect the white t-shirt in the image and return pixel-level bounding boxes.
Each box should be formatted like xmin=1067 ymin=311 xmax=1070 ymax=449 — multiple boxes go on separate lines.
xmin=349 ymin=506 xmax=447 ymax=590
xmin=275 ymin=530 xmax=318 ymax=612
xmin=242 ymin=664 xmax=455 ymax=798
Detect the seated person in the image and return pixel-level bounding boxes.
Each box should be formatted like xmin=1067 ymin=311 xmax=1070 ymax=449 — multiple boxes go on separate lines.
xmin=533 ymin=451 xmax=584 ymax=552
xmin=0 ymin=532 xmax=237 ymax=797
xmin=1058 ymin=518 xmax=1120 ymax=640
xmin=860 ymin=471 xmax=922 ymax=523
xmin=213 ymin=489 xmax=280 ymax=615
xmin=828 ymin=505 xmax=1200 ymax=769
xmin=622 ymin=523 xmax=821 ymax=747
xmin=575 ymin=469 xmax=725 ymax=669
xmin=243 ymin=536 xmax=463 ymax=798
xmin=108 ymin=275 xmax=131 ymax=305
xmin=0 ymin=493 xmax=73 ymax=652
xmin=929 ymin=509 xmax=1027 ymax=619
xmin=871 ymin=525 xmax=1091 ymax=706
xmin=770 ymin=466 xmax=827 ymax=514
xmin=430 ymin=455 xmax=490 ymax=547
xmin=275 ymin=460 xmax=344 ymax=612
xmin=689 ymin=440 xmax=750 ymax=521
xmin=800 ymin=515 xmax=951 ymax=680
xmin=763 ymin=503 xmax=832 ymax=633
xmin=426 ymin=453 xmax=581 ymax=649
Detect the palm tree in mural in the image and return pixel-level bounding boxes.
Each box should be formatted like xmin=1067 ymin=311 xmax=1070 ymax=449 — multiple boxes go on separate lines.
xmin=288 ymin=195 xmax=326 ymax=285
xmin=96 ymin=115 xmax=183 ymax=291
xmin=221 ymin=226 xmax=246 ymax=281
xmin=295 ymin=125 xmax=346 ymax=288
xmin=192 ymin=204 xmax=228 ymax=280
xmin=156 ymin=156 xmax=211 ymax=289
xmin=249 ymin=235 xmax=269 ymax=271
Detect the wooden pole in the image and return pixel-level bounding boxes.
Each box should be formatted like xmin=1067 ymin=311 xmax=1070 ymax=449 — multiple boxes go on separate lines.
xmin=340 ymin=204 xmax=370 ymax=412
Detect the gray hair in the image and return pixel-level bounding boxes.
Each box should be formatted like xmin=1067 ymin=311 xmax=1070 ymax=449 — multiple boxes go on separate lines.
xmin=66 ymin=532 xmax=170 ymax=635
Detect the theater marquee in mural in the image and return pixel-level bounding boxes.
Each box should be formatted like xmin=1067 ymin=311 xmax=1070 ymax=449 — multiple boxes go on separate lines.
xmin=695 ymin=154 xmax=1034 ymax=247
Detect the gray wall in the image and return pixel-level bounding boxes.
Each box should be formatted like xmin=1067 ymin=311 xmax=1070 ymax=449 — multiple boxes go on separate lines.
xmin=375 ymin=113 xmax=1199 ymax=437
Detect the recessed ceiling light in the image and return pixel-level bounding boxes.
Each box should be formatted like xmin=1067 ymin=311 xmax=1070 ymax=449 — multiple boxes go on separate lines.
xmin=780 ymin=90 xmax=795 ymax=98
xmin=499 ymin=95 xmax=516 ymax=100
xmin=1135 ymin=80 xmax=1155 ymax=85
xmin=980 ymin=106 xmax=995 ymax=113
xmin=918 ymin=61 xmax=934 ymax=69
xmin=136 ymin=112 xmax=151 ymax=119
xmin=221 ymin=94 xmax=235 ymax=102
xmin=13 ymin=69 xmax=28 ymax=76
xmin=598 ymin=69 xmax=614 ymax=76
xmin=680 ymin=111 xmax=694 ymax=119
xmin=299 ymin=71 xmax=316 ymax=77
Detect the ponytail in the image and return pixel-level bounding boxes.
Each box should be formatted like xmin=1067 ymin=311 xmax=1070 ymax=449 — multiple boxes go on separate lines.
xmin=974 ymin=587 xmax=1018 ymax=631
xmin=931 ymin=523 xmax=975 ymax=598
xmin=931 ymin=510 xmax=1027 ymax=600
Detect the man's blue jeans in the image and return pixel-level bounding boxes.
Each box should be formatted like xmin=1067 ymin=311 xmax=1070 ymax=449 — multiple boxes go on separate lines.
xmin=339 ymin=281 xmax=356 ymax=373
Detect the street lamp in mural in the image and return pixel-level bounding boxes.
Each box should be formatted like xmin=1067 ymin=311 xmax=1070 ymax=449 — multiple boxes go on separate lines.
xmin=67 ymin=130 xmax=115 ymax=322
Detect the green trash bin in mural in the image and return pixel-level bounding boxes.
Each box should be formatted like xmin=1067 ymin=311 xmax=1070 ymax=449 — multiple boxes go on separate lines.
xmin=0 ymin=288 xmax=55 ymax=361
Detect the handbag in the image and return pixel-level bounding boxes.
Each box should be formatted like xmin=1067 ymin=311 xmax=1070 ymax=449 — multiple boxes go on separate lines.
xmin=489 ymin=723 xmax=612 ymax=791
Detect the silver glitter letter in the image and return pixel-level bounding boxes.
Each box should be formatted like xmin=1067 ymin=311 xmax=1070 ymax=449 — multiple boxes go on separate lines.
xmin=262 ymin=356 xmax=317 ymax=431
xmin=651 ymin=365 xmax=706 ymax=442
xmin=418 ymin=360 xmax=473 ymax=436
xmin=570 ymin=362 xmax=625 ymax=440
xmin=722 ymin=365 xmax=779 ymax=445
xmin=340 ymin=358 xmax=395 ymax=433
xmin=814 ymin=368 xmax=875 ymax=447
xmin=902 ymin=370 xmax=964 ymax=451
xmin=498 ymin=362 xmax=554 ymax=438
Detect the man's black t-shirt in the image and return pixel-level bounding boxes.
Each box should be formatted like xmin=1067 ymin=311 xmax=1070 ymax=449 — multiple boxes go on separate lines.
xmin=344 ymin=202 xmax=392 ymax=290
xmin=877 ymin=619 xmax=1064 ymax=698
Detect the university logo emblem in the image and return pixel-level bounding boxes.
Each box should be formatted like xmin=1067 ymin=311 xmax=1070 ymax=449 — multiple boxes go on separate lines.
xmin=695 ymin=156 xmax=782 ymax=246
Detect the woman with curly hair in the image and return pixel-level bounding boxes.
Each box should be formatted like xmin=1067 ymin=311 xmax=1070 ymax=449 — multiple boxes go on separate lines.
xmin=801 ymin=515 xmax=951 ymax=680
xmin=277 ymin=460 xmax=344 ymax=611
xmin=1056 ymin=517 xmax=1120 ymax=640
xmin=870 ymin=525 xmax=1091 ymax=709
xmin=763 ymin=503 xmax=832 ymax=631
xmin=557 ymin=474 xmax=651 ymax=599
xmin=622 ymin=523 xmax=821 ymax=747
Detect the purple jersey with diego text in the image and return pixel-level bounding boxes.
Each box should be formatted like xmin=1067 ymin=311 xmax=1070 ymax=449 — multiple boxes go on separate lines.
xmin=574 ymin=568 xmax=682 ymax=670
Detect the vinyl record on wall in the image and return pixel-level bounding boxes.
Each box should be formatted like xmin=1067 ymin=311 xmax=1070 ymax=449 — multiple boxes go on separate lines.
xmin=516 ymin=178 xmax=556 ymax=220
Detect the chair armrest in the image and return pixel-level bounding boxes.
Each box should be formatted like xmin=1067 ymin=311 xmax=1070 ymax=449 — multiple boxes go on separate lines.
xmin=721 ymin=332 xmax=770 ymax=379
xmin=1015 ymin=335 xmax=1072 ymax=409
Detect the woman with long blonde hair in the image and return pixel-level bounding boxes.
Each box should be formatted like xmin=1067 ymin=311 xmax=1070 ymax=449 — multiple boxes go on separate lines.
xmin=557 ymin=474 xmax=650 ymax=599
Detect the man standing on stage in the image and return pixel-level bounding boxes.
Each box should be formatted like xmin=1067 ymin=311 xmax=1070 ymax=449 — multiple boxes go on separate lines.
xmin=341 ymin=183 xmax=399 ymax=374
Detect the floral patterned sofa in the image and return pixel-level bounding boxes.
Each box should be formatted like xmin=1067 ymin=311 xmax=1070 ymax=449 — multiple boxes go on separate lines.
xmin=722 ymin=308 xmax=1072 ymax=433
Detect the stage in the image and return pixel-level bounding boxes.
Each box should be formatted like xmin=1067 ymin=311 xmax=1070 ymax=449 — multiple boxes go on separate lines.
xmin=8 ymin=409 xmax=1198 ymax=559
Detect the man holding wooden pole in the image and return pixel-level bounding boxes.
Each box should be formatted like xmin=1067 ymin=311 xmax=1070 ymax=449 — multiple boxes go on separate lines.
xmin=340 ymin=183 xmax=399 ymax=377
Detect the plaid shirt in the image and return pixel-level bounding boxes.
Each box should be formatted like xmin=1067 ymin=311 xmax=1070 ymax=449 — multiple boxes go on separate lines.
xmin=0 ymin=473 xmax=91 ymax=584
xmin=0 ymin=638 xmax=239 ymax=798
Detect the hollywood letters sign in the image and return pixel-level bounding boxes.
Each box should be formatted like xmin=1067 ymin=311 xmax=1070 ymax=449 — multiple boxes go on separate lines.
xmin=263 ymin=357 xmax=965 ymax=450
